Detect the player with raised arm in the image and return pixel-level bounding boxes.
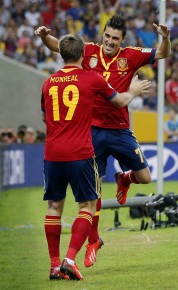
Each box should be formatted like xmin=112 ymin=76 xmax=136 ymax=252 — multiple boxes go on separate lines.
xmin=36 ymin=14 xmax=170 ymax=268
xmin=42 ymin=33 xmax=151 ymax=280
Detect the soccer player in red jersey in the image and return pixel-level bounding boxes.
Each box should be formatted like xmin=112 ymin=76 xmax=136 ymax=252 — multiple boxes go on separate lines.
xmin=41 ymin=33 xmax=151 ymax=280
xmin=35 ymin=14 xmax=171 ymax=267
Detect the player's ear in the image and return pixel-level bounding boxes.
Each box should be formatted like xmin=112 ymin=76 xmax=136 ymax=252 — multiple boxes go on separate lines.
xmin=122 ymin=36 xmax=127 ymax=43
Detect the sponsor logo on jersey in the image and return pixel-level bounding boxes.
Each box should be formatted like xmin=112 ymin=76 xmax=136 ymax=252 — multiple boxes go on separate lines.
xmin=117 ymin=58 xmax=128 ymax=71
xmin=141 ymin=48 xmax=152 ymax=53
xmin=89 ymin=55 xmax=98 ymax=68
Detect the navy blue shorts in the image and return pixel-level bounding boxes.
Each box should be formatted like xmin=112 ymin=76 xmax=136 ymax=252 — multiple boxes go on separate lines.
xmin=43 ymin=157 xmax=100 ymax=202
xmin=92 ymin=127 xmax=148 ymax=177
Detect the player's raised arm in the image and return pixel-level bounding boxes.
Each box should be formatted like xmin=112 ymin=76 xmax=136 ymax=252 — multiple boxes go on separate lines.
xmin=111 ymin=75 xmax=151 ymax=107
xmin=35 ymin=26 xmax=59 ymax=53
xmin=153 ymin=23 xmax=171 ymax=60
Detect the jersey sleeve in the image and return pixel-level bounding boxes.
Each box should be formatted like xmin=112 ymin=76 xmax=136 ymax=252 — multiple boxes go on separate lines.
xmin=128 ymin=47 xmax=156 ymax=69
xmin=83 ymin=43 xmax=100 ymax=62
xmin=84 ymin=42 xmax=96 ymax=54
xmin=41 ymin=78 xmax=51 ymax=112
xmin=41 ymin=83 xmax=45 ymax=112
xmin=93 ymin=72 xmax=117 ymax=100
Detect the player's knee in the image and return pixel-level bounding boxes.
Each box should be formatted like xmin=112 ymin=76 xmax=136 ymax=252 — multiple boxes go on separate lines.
xmin=135 ymin=168 xmax=151 ymax=184
xmin=141 ymin=175 xmax=152 ymax=184
xmin=48 ymin=200 xmax=63 ymax=215
xmin=79 ymin=199 xmax=97 ymax=216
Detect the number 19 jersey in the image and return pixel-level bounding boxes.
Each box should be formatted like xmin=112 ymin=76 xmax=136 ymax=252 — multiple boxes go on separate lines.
xmin=41 ymin=66 xmax=117 ymax=161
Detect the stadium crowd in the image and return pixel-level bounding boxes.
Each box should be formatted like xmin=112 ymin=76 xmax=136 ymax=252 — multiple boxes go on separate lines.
xmin=0 ymin=124 xmax=46 ymax=143
xmin=0 ymin=0 xmax=178 ymax=141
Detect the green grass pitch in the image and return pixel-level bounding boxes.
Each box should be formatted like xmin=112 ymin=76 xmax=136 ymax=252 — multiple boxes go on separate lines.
xmin=0 ymin=181 xmax=178 ymax=290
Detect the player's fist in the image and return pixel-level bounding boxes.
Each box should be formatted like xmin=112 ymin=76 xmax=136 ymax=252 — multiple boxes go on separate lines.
xmin=34 ymin=26 xmax=51 ymax=37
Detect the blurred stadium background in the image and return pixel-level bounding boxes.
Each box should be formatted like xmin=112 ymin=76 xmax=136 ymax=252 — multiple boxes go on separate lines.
xmin=0 ymin=0 xmax=178 ymax=191
xmin=0 ymin=1 xmax=178 ymax=289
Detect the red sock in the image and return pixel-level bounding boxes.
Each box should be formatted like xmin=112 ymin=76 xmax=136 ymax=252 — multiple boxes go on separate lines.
xmin=66 ymin=211 xmax=92 ymax=260
xmin=88 ymin=197 xmax=101 ymax=244
xmin=129 ymin=171 xmax=140 ymax=184
xmin=122 ymin=171 xmax=140 ymax=186
xmin=44 ymin=215 xmax=62 ymax=267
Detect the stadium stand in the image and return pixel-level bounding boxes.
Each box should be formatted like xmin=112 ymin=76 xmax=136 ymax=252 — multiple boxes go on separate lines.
xmin=0 ymin=0 xmax=178 ymax=137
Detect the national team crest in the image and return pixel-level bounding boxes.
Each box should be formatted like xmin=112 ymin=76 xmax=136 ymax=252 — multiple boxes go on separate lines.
xmin=117 ymin=58 xmax=128 ymax=71
xmin=89 ymin=55 xmax=98 ymax=68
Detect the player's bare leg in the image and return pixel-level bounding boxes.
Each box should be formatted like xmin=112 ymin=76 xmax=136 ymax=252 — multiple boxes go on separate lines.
xmin=115 ymin=167 xmax=151 ymax=204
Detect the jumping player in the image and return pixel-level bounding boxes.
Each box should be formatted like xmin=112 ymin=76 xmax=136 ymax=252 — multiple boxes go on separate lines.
xmin=41 ymin=33 xmax=151 ymax=280
xmin=36 ymin=14 xmax=171 ymax=268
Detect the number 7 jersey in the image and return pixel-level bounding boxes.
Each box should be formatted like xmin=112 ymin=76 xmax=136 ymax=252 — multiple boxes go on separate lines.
xmin=41 ymin=66 xmax=117 ymax=161
xmin=82 ymin=43 xmax=156 ymax=129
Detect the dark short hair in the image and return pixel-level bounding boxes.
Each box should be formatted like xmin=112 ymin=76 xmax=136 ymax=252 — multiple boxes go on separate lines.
xmin=104 ymin=15 xmax=127 ymax=37
xmin=59 ymin=34 xmax=85 ymax=63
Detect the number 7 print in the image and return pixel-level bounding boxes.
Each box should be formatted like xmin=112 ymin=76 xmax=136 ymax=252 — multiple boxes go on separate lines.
xmin=135 ymin=147 xmax=144 ymax=163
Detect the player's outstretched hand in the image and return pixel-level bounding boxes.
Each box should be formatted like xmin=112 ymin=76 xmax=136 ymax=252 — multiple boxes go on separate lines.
xmin=129 ymin=75 xmax=152 ymax=96
xmin=153 ymin=23 xmax=170 ymax=38
xmin=34 ymin=26 xmax=51 ymax=37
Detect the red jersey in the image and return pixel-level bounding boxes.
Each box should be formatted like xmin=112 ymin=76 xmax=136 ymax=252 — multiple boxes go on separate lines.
xmin=82 ymin=43 xmax=156 ymax=129
xmin=165 ymin=80 xmax=178 ymax=104
xmin=41 ymin=66 xmax=117 ymax=161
